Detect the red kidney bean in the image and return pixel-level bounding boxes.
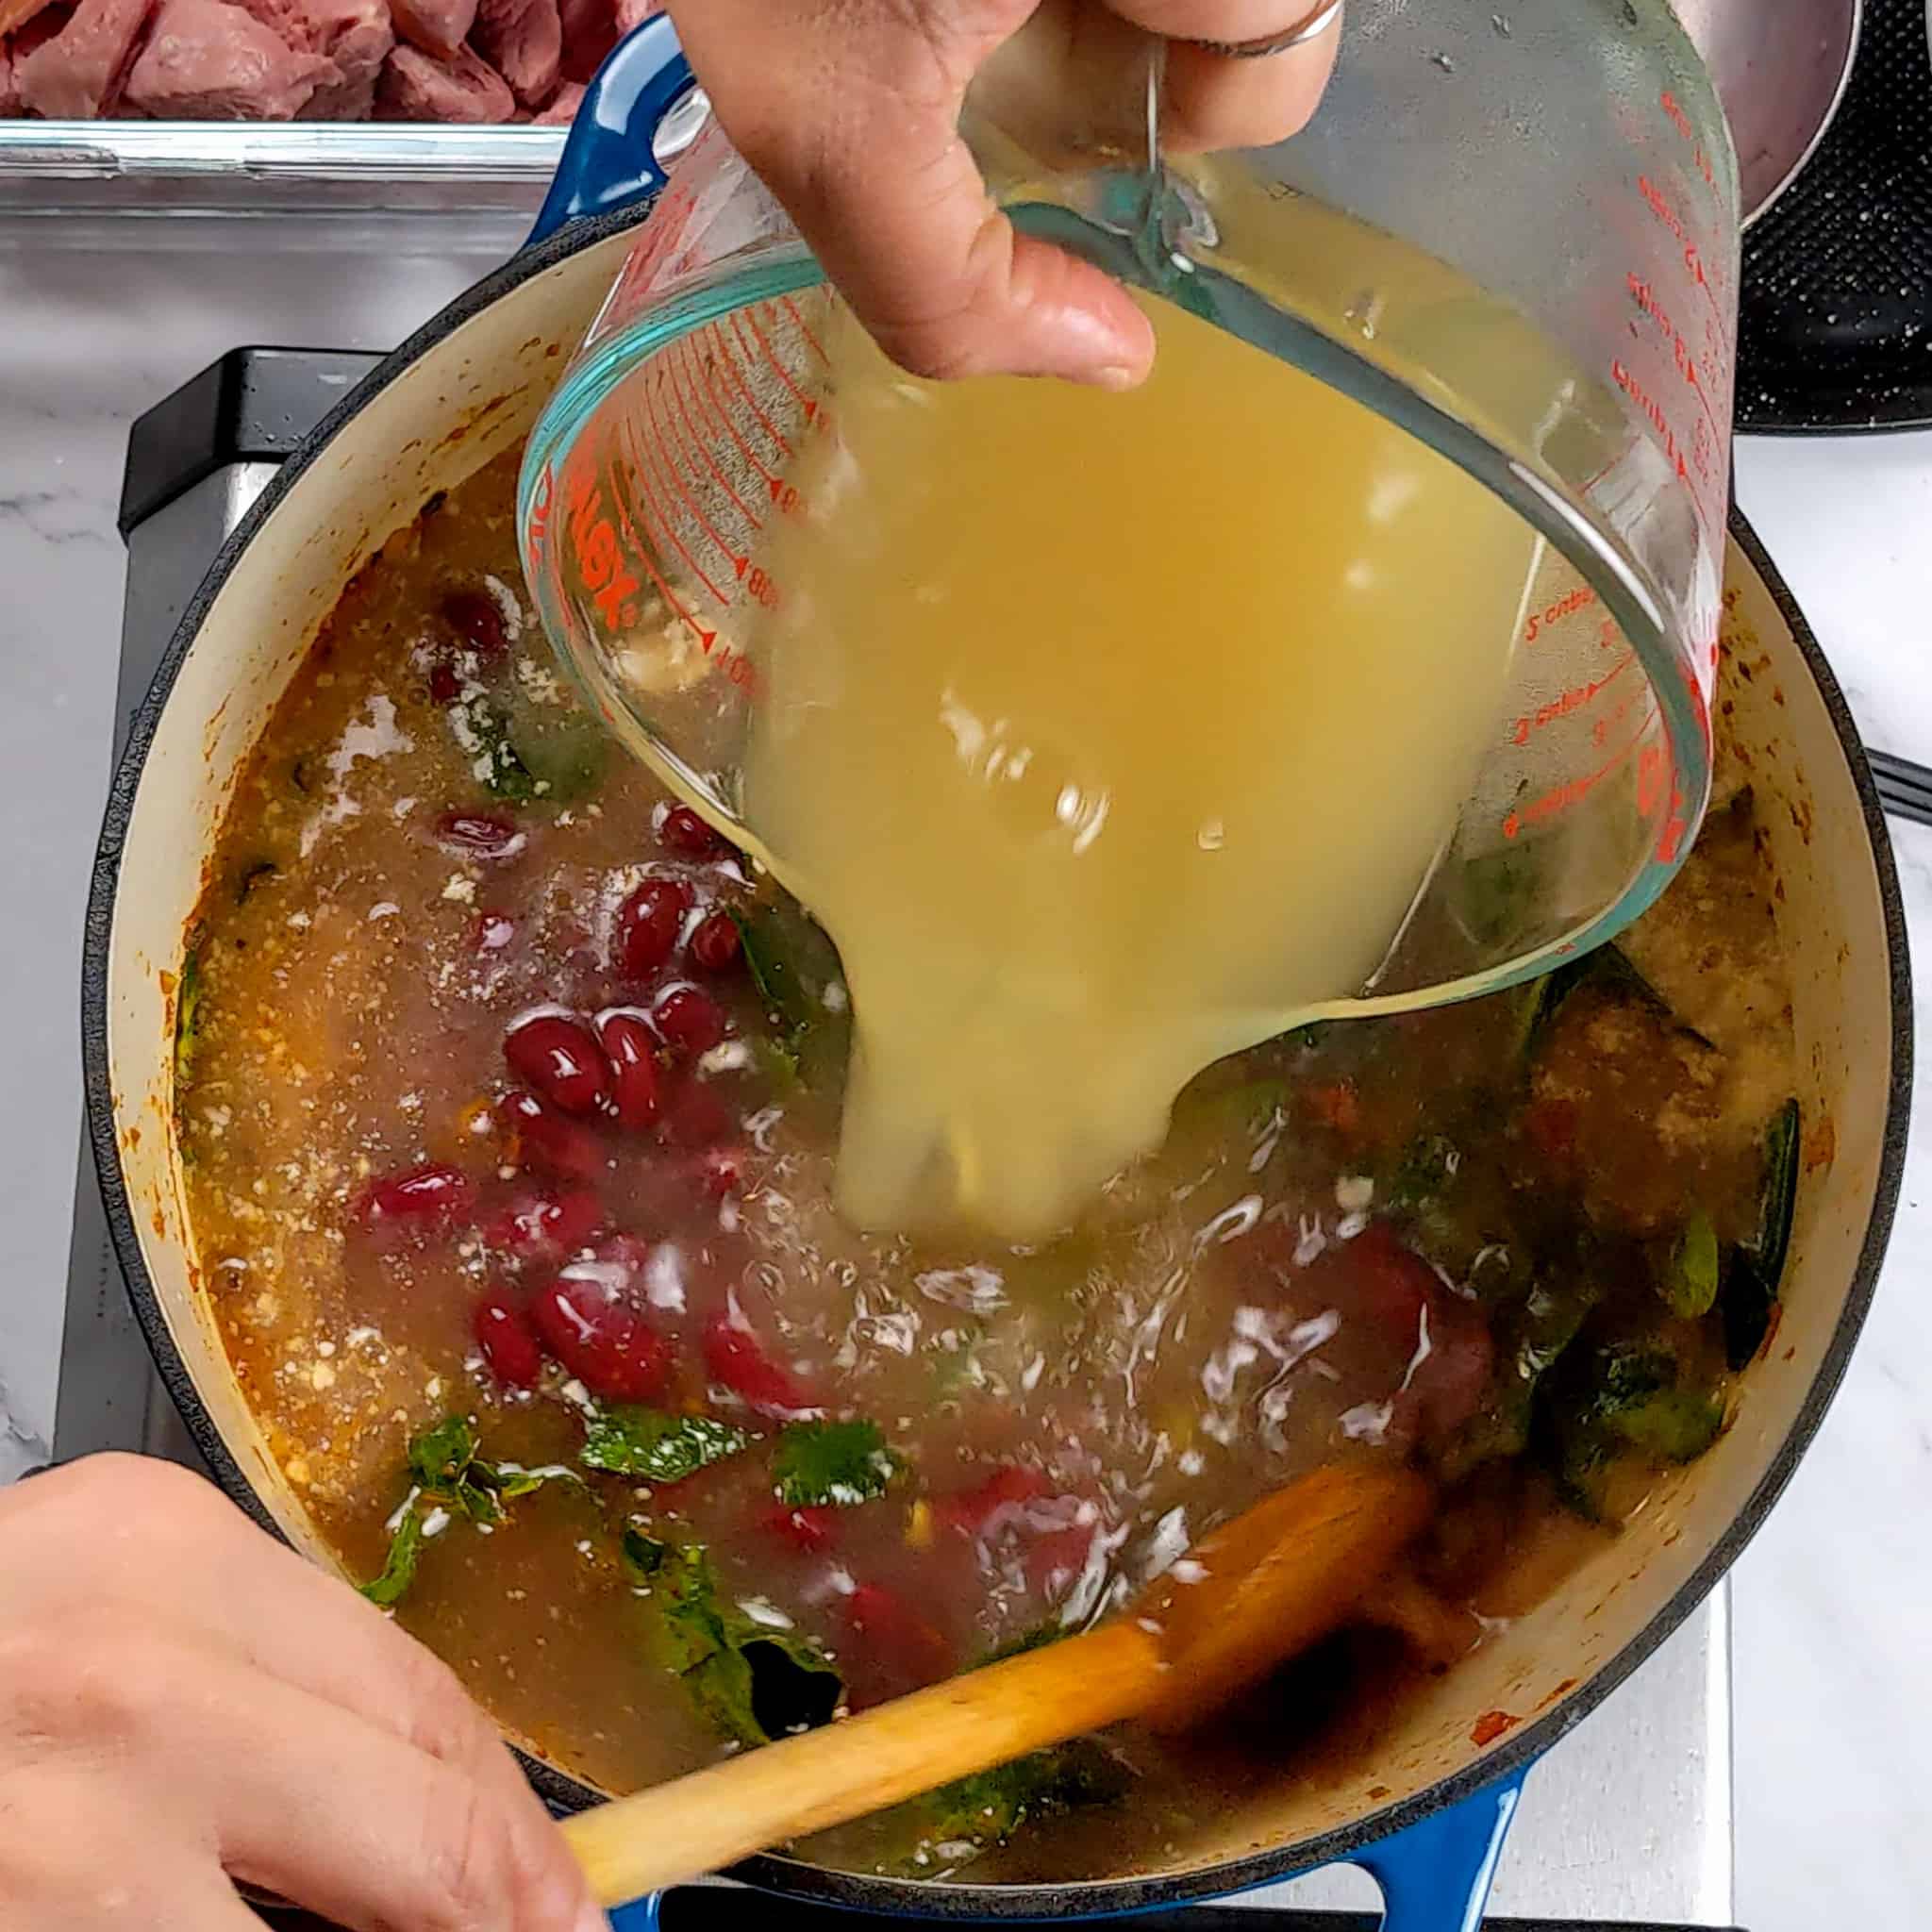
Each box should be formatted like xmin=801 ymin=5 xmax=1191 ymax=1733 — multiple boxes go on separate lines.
xmin=596 ymin=1010 xmax=661 ymax=1131
xmin=437 ymin=811 xmax=525 ymax=859
xmin=531 ymin=1274 xmax=673 ymax=1402
xmin=427 ymin=658 xmax=461 ymax=706
xmin=653 ymin=985 xmax=726 ymax=1058
xmin=496 ymin=1089 xmax=604 ymax=1181
xmin=702 ymin=1315 xmax=814 ymax=1415
xmin=505 ymin=1014 xmax=609 ymax=1117
xmin=360 ymin=1163 xmax=474 ymax=1232
xmin=474 ymin=1292 xmax=543 ymax=1388
xmin=441 ymin=588 xmax=510 ymax=658
xmin=688 ymin=910 xmax=742 ymax=975
xmin=659 ymin=804 xmax=728 ymax=858
xmin=615 ymin=877 xmax=692 ymax=979
xmin=488 ymin=1188 xmax=603 ymax=1259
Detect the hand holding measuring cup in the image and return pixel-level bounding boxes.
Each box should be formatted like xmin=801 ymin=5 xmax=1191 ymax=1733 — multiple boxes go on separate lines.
xmin=663 ymin=0 xmax=1342 ymax=387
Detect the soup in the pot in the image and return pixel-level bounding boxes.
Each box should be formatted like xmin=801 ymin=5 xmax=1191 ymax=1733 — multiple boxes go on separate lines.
xmin=173 ymin=446 xmax=1798 ymax=1880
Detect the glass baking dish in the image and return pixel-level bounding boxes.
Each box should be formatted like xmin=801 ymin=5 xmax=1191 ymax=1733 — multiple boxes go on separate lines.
xmin=0 ymin=121 xmax=561 ymax=216
xmin=0 ymin=89 xmax=703 ymax=217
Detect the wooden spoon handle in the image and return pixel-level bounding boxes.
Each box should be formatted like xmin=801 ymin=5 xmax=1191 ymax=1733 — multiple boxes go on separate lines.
xmin=562 ymin=1620 xmax=1163 ymax=1905
xmin=563 ymin=1462 xmax=1431 ymax=1907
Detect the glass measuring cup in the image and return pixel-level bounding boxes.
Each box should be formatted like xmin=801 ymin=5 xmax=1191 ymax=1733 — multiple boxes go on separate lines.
xmin=519 ymin=2 xmax=1740 ymax=1016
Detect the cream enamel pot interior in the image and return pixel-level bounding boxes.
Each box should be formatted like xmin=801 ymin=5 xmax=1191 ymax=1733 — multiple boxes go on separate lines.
xmin=83 ymin=204 xmax=1909 ymax=1923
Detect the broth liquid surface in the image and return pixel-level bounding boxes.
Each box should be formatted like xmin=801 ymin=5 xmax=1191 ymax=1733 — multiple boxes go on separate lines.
xmin=741 ymin=294 xmax=1540 ymax=1239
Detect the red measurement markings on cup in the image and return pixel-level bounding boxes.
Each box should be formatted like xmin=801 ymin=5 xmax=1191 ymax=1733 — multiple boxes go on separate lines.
xmin=1618 ymin=86 xmax=1737 ymax=559
xmin=1588 ymin=676 xmax=1647 ymax=752
xmin=564 ymin=451 xmax=648 ymax=634
xmin=1657 ymin=90 xmax=1719 ymax=196
xmin=559 ymin=299 xmax=833 ymax=702
xmin=598 ymin=173 xmax=709 ymax=343
xmin=525 ymin=458 xmax=555 ymax=582
xmin=653 ymin=299 xmax=826 ymax=531
xmin=1617 ymin=264 xmax=1726 ymax=532
xmin=1522 ymin=582 xmax=1598 ymax=646
xmin=1639 ymin=736 xmax=1690 ymax=864
xmin=1508 ymin=649 xmax=1636 ymax=747
xmin=605 ymin=474 xmax=760 ymax=696
xmin=1501 ymin=700 xmax=1659 ymax=843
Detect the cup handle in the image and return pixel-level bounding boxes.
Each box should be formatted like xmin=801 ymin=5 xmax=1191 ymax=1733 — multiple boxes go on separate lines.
xmin=1349 ymin=1766 xmax=1529 ymax=1932
xmin=529 ymin=13 xmax=695 ymax=248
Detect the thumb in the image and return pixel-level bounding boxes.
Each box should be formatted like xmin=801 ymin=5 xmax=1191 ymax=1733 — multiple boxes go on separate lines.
xmin=670 ymin=1 xmax=1157 ymax=385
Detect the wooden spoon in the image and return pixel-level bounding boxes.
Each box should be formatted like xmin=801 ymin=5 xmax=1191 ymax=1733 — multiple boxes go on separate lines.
xmin=563 ymin=1461 xmax=1432 ymax=1907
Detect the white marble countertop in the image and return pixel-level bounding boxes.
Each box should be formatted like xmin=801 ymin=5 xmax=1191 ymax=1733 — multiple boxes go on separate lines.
xmin=0 ymin=222 xmax=1925 ymax=1932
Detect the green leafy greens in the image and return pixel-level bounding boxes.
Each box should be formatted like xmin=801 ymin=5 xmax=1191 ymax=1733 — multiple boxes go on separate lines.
xmin=359 ymin=1415 xmax=581 ymax=1606
xmin=360 ymin=1507 xmax=425 ymax=1608
xmin=580 ymin=1407 xmax=753 ymax=1484
xmin=772 ymin=1420 xmax=899 ymax=1507
xmin=1661 ymin=1209 xmax=1721 ymax=1319
xmin=1549 ymin=1341 xmax=1725 ymax=1522
xmin=174 ymin=945 xmax=204 ymax=1089
xmin=921 ymin=1738 xmax=1128 ymax=1856
xmin=456 ymin=691 xmax=537 ymax=803
xmin=623 ymin=1533 xmax=841 ymax=1746
xmin=1724 ymin=1098 xmax=1800 ymax=1370
xmin=728 ymin=901 xmax=850 ymax=1091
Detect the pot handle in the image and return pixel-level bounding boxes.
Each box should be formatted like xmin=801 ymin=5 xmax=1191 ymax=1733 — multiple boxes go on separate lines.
xmin=1349 ymin=1765 xmax=1528 ymax=1932
xmin=529 ymin=13 xmax=695 ymax=248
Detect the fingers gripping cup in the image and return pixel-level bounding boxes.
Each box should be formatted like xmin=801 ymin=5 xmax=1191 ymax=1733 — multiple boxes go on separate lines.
xmin=520 ymin=6 xmax=1739 ymax=1234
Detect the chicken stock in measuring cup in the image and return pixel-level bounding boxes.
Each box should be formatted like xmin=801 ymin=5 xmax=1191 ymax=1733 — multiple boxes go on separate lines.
xmin=521 ymin=5 xmax=1740 ymax=1241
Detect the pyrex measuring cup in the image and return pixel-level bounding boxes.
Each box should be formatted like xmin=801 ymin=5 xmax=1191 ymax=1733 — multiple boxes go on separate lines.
xmin=519 ymin=3 xmax=1740 ymax=1015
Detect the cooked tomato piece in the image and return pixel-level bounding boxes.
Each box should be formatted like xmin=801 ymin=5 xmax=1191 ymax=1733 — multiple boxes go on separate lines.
xmin=703 ymin=1315 xmax=815 ymax=1415
xmin=839 ymin=1584 xmax=955 ymax=1706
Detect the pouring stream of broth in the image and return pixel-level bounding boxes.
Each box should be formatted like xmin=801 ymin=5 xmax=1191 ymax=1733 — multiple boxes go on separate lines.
xmin=736 ymin=290 xmax=1539 ymax=1239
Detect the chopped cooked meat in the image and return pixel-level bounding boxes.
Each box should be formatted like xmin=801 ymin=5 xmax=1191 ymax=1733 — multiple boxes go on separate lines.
xmin=555 ymin=0 xmax=608 ymax=81
xmin=235 ymin=0 xmax=387 ymax=91
xmin=296 ymin=63 xmax=368 ymax=112
xmin=15 ymin=0 xmax=157 ymax=115
xmin=611 ymin=0 xmax=652 ymax=29
xmin=374 ymin=39 xmax=509 ymax=121
xmin=0 ymin=37 xmax=16 ymax=108
xmin=124 ymin=0 xmax=336 ymax=117
xmin=387 ymin=0 xmax=470 ymax=58
xmin=472 ymin=0 xmax=556 ymax=107
xmin=0 ymin=0 xmax=55 ymax=32
xmin=531 ymin=74 xmax=578 ymax=122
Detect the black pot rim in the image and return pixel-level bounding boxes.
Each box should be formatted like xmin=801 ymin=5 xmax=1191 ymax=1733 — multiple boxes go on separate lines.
xmin=80 ymin=218 xmax=1914 ymax=1918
